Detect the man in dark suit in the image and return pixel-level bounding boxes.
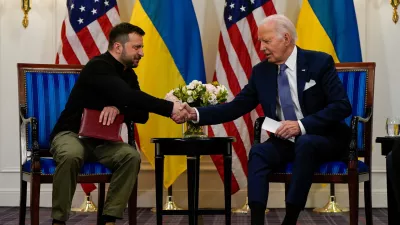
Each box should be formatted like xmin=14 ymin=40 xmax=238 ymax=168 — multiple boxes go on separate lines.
xmin=176 ymin=14 xmax=352 ymax=225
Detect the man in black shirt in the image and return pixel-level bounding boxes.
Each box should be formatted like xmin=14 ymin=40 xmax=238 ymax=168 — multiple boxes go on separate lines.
xmin=50 ymin=23 xmax=186 ymax=225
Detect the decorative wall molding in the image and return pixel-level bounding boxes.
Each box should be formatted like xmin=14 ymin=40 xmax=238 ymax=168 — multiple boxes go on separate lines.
xmin=0 ymin=167 xmax=20 ymax=173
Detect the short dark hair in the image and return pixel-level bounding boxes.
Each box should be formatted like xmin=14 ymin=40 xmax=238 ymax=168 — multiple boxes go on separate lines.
xmin=108 ymin=23 xmax=145 ymax=50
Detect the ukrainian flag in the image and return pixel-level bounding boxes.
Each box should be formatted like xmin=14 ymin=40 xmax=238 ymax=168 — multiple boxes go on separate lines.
xmin=296 ymin=0 xmax=362 ymax=62
xmin=130 ymin=0 xmax=206 ymax=188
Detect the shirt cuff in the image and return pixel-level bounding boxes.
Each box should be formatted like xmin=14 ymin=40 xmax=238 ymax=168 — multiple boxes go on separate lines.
xmin=192 ymin=108 xmax=200 ymax=123
xmin=298 ymin=120 xmax=306 ymax=135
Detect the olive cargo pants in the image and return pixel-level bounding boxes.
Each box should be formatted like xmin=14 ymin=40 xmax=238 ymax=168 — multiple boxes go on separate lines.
xmin=50 ymin=131 xmax=140 ymax=221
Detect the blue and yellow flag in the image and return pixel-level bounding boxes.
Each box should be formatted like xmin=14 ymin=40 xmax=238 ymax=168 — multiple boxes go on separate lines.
xmin=296 ymin=0 xmax=362 ymax=62
xmin=130 ymin=0 xmax=206 ymax=188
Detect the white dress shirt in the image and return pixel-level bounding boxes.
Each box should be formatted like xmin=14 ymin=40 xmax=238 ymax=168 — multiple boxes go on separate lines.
xmin=193 ymin=46 xmax=306 ymax=135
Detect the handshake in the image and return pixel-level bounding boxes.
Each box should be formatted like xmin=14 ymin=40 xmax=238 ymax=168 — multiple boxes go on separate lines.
xmin=171 ymin=102 xmax=197 ymax=124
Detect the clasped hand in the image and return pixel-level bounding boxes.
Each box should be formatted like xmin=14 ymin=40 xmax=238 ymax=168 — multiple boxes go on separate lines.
xmin=171 ymin=102 xmax=197 ymax=124
xmin=275 ymin=120 xmax=301 ymax=140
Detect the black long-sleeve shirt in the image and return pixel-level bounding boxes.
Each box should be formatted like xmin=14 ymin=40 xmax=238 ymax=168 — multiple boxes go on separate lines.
xmin=50 ymin=51 xmax=173 ymax=142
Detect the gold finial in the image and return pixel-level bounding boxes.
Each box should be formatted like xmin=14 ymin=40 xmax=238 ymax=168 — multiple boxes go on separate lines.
xmin=22 ymin=0 xmax=31 ymax=28
xmin=391 ymin=0 xmax=400 ymax=24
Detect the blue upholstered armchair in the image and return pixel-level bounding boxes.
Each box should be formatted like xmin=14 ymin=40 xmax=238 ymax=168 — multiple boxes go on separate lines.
xmin=17 ymin=63 xmax=138 ymax=225
xmin=253 ymin=62 xmax=376 ymax=225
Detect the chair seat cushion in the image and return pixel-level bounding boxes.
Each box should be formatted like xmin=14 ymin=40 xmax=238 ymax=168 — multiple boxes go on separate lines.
xmin=274 ymin=160 xmax=368 ymax=174
xmin=22 ymin=158 xmax=112 ymax=175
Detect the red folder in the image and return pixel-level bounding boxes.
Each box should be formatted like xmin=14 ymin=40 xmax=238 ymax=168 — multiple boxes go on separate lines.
xmin=78 ymin=108 xmax=124 ymax=142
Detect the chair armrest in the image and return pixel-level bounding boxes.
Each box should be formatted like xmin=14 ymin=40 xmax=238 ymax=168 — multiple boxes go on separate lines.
xmin=348 ymin=108 xmax=372 ymax=170
xmin=20 ymin=105 xmax=41 ymax=173
xmin=254 ymin=117 xmax=266 ymax=145
xmin=126 ymin=121 xmax=137 ymax=148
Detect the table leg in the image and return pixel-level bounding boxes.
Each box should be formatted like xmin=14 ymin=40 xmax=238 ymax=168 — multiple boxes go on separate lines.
xmin=387 ymin=163 xmax=398 ymax=225
xmin=187 ymin=156 xmax=197 ymax=225
xmin=194 ymin=156 xmax=200 ymax=224
xmin=155 ymin=150 xmax=164 ymax=225
xmin=224 ymin=153 xmax=232 ymax=225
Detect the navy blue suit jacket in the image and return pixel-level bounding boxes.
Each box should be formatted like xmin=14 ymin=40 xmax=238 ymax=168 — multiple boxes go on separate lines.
xmin=197 ymin=47 xmax=352 ymax=138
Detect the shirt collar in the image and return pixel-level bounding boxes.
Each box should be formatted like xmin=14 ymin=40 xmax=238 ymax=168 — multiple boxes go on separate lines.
xmin=284 ymin=46 xmax=297 ymax=71
xmin=105 ymin=51 xmax=129 ymax=75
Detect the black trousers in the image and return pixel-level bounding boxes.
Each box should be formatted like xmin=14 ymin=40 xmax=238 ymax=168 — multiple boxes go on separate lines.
xmin=248 ymin=134 xmax=347 ymax=209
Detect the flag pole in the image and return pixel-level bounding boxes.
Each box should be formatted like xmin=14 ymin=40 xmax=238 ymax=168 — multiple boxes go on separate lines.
xmin=151 ymin=185 xmax=183 ymax=212
xmin=313 ymin=183 xmax=348 ymax=213
xmin=232 ymin=194 xmax=269 ymax=214
xmin=71 ymin=192 xmax=97 ymax=212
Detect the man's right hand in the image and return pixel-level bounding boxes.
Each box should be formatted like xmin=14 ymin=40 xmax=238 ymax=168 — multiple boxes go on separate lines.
xmin=170 ymin=102 xmax=197 ymax=123
xmin=99 ymin=106 xmax=120 ymax=125
xmin=171 ymin=102 xmax=188 ymax=124
xmin=179 ymin=103 xmax=197 ymax=121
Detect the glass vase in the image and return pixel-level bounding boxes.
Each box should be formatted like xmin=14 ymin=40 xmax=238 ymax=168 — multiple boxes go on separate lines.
xmin=184 ymin=121 xmax=207 ymax=138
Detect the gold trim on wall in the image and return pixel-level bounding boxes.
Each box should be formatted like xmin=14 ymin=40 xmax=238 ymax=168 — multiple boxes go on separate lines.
xmin=22 ymin=0 xmax=31 ymax=28
xmin=391 ymin=0 xmax=399 ymax=23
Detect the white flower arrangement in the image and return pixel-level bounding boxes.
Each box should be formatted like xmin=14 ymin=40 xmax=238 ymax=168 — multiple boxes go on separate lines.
xmin=165 ymin=80 xmax=228 ymax=107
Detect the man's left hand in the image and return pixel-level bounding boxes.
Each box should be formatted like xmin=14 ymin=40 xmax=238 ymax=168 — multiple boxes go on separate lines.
xmin=275 ymin=121 xmax=301 ymax=140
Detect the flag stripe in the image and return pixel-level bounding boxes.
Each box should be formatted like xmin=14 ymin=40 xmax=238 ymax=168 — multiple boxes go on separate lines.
xmin=106 ymin=7 xmax=121 ymax=26
xmin=139 ymin=0 xmax=206 ymax=84
xmin=87 ymin=20 xmax=109 ymax=53
xmin=262 ymin=1 xmax=277 ymax=18
xmin=207 ymin=127 xmax=241 ymax=192
xmin=218 ymin=35 xmax=242 ymax=95
xmin=220 ymin=27 xmax=248 ymax=89
xmin=236 ymin=17 xmax=261 ymax=69
xmin=64 ymin=16 xmax=90 ymax=63
xmin=97 ymin=13 xmax=113 ymax=41
xmin=210 ymin=0 xmax=277 ymax=195
xmin=76 ymin=27 xmax=101 ymax=60
xmin=209 ymin=124 xmax=247 ymax=189
xmin=227 ymin=25 xmax=253 ymax=79
xmin=245 ymin=12 xmax=265 ymax=60
xmin=58 ymin=21 xmax=80 ymax=64
xmin=307 ymin=0 xmax=362 ymax=62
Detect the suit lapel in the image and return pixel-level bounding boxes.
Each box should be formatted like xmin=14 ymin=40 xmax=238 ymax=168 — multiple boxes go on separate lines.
xmin=269 ymin=65 xmax=278 ymax=120
xmin=296 ymin=48 xmax=309 ymax=114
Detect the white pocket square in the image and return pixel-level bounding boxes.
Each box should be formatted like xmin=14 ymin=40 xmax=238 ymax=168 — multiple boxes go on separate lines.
xmin=304 ymin=79 xmax=316 ymax=90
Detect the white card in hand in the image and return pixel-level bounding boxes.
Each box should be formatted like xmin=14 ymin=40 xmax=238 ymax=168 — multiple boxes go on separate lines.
xmin=261 ymin=117 xmax=295 ymax=142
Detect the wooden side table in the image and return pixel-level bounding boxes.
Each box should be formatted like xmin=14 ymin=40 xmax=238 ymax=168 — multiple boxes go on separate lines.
xmin=151 ymin=137 xmax=235 ymax=225
xmin=376 ymin=136 xmax=400 ymax=225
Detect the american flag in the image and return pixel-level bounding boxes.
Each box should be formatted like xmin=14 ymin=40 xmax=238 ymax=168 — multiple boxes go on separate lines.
xmin=55 ymin=0 xmax=121 ymax=194
xmin=208 ymin=0 xmax=276 ymax=194
xmin=56 ymin=0 xmax=120 ymax=64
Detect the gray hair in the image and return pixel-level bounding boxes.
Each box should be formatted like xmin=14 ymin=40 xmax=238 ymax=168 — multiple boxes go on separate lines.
xmin=260 ymin=14 xmax=297 ymax=44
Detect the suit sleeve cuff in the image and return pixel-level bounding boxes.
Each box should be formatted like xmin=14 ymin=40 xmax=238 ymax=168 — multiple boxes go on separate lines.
xmin=298 ymin=120 xmax=306 ymax=135
xmin=192 ymin=108 xmax=200 ymax=123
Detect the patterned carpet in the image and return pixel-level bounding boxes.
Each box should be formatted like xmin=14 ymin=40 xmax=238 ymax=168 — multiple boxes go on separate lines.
xmin=0 ymin=207 xmax=388 ymax=225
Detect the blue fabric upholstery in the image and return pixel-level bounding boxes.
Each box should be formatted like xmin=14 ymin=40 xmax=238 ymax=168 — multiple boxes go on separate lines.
xmin=271 ymin=70 xmax=369 ymax=176
xmin=275 ymin=160 xmax=368 ymax=174
xmin=24 ymin=72 xmax=79 ymax=150
xmin=22 ymin=158 xmax=112 ymax=175
xmin=337 ymin=71 xmax=367 ymax=151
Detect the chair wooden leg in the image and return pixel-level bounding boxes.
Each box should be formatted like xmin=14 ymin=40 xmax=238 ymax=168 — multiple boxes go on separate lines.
xmin=285 ymin=183 xmax=289 ymax=198
xmin=97 ymin=183 xmax=106 ymax=225
xmin=30 ymin=174 xmax=41 ymax=225
xmin=128 ymin=179 xmax=138 ymax=225
xmin=348 ymin=178 xmax=359 ymax=225
xmin=19 ymin=179 xmax=27 ymax=225
xmin=364 ymin=180 xmax=373 ymax=225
